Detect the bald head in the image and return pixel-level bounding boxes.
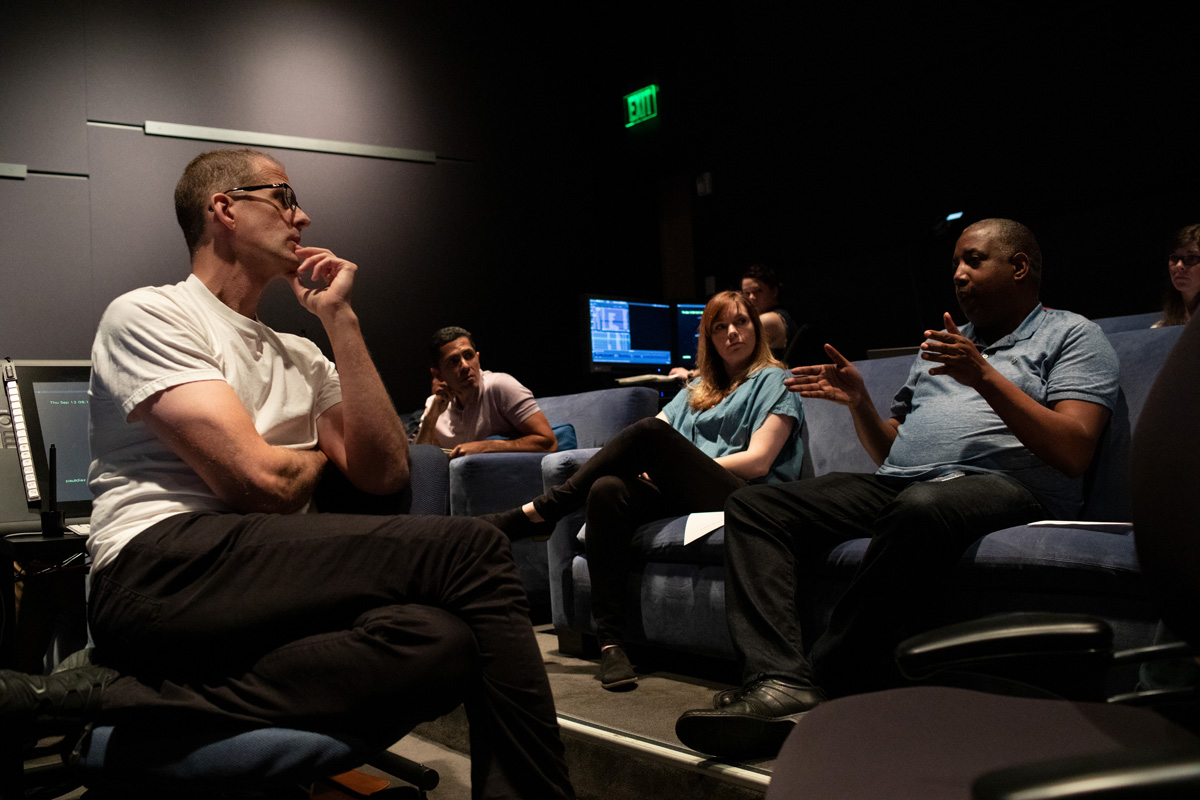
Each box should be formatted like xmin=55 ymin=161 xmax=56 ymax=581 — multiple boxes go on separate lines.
xmin=964 ymin=218 xmax=1042 ymax=291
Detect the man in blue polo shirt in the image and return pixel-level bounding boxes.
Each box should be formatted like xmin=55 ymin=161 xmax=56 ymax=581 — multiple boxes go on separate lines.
xmin=676 ymin=218 xmax=1120 ymax=759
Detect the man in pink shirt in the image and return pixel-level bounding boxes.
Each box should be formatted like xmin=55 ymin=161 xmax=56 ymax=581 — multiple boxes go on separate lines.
xmin=415 ymin=326 xmax=558 ymax=459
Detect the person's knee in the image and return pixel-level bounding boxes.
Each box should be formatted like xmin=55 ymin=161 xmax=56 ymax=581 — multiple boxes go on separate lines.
xmin=587 ymin=475 xmax=631 ymax=511
xmin=451 ymin=515 xmax=511 ymax=557
xmin=724 ymin=483 xmax=790 ymax=535
xmin=360 ymin=605 xmax=479 ymax=702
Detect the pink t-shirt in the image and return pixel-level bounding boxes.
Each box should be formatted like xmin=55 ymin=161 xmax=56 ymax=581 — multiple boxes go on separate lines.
xmin=421 ymin=370 xmax=541 ymax=448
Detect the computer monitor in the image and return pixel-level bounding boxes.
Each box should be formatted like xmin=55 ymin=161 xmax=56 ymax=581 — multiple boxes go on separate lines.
xmin=584 ymin=295 xmax=674 ymax=373
xmin=673 ymin=302 xmax=706 ymax=369
xmin=2 ymin=359 xmax=93 ymax=520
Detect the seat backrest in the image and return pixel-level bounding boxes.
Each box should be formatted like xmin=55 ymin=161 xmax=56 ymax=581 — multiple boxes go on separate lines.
xmin=800 ymin=354 xmax=913 ymax=479
xmin=1082 ymin=325 xmax=1183 ymax=521
xmin=536 ymin=387 xmax=659 ymax=449
xmin=1091 ymin=311 xmax=1160 ymax=334
xmin=1132 ymin=316 xmax=1200 ymax=646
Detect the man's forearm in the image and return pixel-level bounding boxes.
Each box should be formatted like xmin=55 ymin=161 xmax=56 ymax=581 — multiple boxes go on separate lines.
xmin=230 ymin=446 xmax=329 ymax=513
xmin=322 ymin=308 xmax=410 ymax=492
xmin=972 ymin=369 xmax=1105 ymax=477
xmin=849 ymin=402 xmax=898 ymax=466
xmin=415 ymin=411 xmax=442 ymax=445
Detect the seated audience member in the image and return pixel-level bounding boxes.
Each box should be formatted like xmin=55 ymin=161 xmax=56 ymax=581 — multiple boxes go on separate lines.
xmin=485 ymin=291 xmax=805 ymax=691
xmin=415 ymin=326 xmax=557 ymax=459
xmin=675 ymin=218 xmax=1119 ymax=759
xmin=1154 ymin=223 xmax=1200 ymax=327
xmin=0 ymin=149 xmax=574 ymax=799
xmin=741 ymin=264 xmax=796 ymax=358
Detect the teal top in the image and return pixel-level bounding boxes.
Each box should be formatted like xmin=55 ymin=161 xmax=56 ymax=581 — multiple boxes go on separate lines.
xmin=661 ymin=366 xmax=805 ymax=484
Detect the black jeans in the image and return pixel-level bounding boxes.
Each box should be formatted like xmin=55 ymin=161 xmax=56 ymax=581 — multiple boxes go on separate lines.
xmin=724 ymin=471 xmax=1044 ymax=694
xmin=536 ymin=418 xmax=746 ymax=647
xmin=89 ymin=511 xmax=573 ymax=800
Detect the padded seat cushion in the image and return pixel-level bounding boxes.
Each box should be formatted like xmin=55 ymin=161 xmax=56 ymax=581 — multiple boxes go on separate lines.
xmin=766 ymin=685 xmax=1200 ymax=800
xmin=74 ymin=725 xmax=374 ymax=788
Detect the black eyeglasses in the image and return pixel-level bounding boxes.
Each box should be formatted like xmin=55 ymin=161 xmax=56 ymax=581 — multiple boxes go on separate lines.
xmin=223 ymin=183 xmax=301 ymax=213
xmin=1167 ymin=253 xmax=1200 ymax=267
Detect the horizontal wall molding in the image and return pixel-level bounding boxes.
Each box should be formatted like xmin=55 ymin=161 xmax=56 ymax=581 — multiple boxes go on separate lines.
xmin=142 ymin=120 xmax=437 ymax=164
xmin=0 ymin=163 xmax=29 ymax=180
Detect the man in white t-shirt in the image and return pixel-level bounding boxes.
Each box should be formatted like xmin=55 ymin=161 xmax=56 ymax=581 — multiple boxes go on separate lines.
xmin=0 ymin=148 xmax=574 ymax=799
xmin=415 ymin=326 xmax=557 ymax=459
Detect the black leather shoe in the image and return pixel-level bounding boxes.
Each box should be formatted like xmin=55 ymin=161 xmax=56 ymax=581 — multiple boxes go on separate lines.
xmin=712 ymin=686 xmax=743 ymax=708
xmin=676 ymin=678 xmax=827 ymax=759
xmin=598 ymin=646 xmax=638 ymax=691
xmin=0 ymin=664 xmax=117 ymax=734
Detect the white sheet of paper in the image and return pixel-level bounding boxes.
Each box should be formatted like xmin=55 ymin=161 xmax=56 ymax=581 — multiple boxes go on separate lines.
xmin=684 ymin=511 xmax=725 ymax=545
xmin=1026 ymin=520 xmax=1133 ymax=533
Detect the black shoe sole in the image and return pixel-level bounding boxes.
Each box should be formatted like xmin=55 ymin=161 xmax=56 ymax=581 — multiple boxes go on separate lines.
xmin=600 ymin=675 xmax=638 ymax=691
xmin=675 ymin=710 xmax=801 ymax=760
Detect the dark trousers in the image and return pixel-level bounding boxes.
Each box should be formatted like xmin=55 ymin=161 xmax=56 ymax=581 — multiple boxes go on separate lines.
xmin=724 ymin=471 xmax=1044 ymax=694
xmin=89 ymin=511 xmax=573 ymax=800
xmin=537 ymin=418 xmax=746 ymax=647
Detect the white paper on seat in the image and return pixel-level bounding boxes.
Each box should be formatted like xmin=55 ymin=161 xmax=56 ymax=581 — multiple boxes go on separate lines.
xmin=1025 ymin=520 xmax=1133 ymax=534
xmin=684 ymin=511 xmax=725 ymax=545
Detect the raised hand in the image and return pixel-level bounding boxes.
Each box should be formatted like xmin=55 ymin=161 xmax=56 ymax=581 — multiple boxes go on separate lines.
xmin=784 ymin=343 xmax=868 ymax=407
xmin=287 ymin=246 xmax=357 ymax=320
xmin=920 ymin=312 xmax=991 ymax=388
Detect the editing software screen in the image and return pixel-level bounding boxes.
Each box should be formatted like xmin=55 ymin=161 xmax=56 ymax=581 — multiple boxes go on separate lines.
xmin=587 ymin=297 xmax=673 ymax=370
xmin=674 ymin=303 xmax=705 ymax=368
xmin=32 ymin=380 xmax=92 ymax=505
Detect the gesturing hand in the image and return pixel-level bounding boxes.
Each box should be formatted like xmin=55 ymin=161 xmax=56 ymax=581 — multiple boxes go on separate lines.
xmin=287 ymin=246 xmax=357 ymax=320
xmin=920 ymin=312 xmax=991 ymax=388
xmin=784 ymin=343 xmax=868 ymax=408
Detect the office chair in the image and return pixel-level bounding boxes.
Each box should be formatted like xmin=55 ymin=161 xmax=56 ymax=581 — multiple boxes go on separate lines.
xmin=764 ymin=317 xmax=1200 ymax=800
xmin=1 ymin=444 xmax=451 ymax=799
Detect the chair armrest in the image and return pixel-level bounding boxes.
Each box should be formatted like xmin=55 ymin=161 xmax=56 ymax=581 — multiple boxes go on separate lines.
xmin=897 ymin=612 xmax=1113 ymax=681
xmin=973 ymin=745 xmax=1200 ymax=800
xmin=408 ymin=444 xmax=450 ymax=516
xmin=448 ymin=451 xmax=551 ymax=516
xmin=312 ymin=443 xmax=448 ymax=516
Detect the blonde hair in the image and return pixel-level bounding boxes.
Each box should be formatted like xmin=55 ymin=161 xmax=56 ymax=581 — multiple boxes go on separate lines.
xmin=688 ymin=290 xmax=782 ymax=412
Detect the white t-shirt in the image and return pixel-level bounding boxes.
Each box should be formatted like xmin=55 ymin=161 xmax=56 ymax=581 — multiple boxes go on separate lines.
xmin=87 ymin=275 xmax=342 ymax=571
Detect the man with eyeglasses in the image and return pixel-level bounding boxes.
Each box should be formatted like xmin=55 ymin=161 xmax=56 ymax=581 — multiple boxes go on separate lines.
xmin=676 ymin=218 xmax=1121 ymax=760
xmin=0 ymin=149 xmax=575 ymax=799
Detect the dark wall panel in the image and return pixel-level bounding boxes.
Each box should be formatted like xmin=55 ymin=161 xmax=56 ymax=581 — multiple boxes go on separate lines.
xmin=0 ymin=175 xmax=94 ymax=358
xmin=0 ymin=0 xmax=88 ymax=173
xmin=84 ymin=1 xmax=484 ymax=157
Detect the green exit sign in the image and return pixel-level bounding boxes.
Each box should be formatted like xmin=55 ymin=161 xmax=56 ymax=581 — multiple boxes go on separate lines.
xmin=624 ymin=85 xmax=658 ymax=128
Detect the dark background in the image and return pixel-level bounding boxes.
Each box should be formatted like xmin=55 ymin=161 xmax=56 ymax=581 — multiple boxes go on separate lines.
xmin=2 ymin=2 xmax=1193 ymax=412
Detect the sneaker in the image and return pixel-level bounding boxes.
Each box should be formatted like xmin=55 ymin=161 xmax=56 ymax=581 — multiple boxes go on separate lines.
xmin=676 ymin=678 xmax=827 ymax=759
xmin=712 ymin=686 xmax=743 ymax=708
xmin=597 ymin=646 xmax=638 ymax=691
xmin=0 ymin=663 xmax=117 ymax=733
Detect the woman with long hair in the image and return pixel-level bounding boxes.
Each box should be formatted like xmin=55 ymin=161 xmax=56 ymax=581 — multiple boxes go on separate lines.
xmin=1157 ymin=224 xmax=1200 ymax=327
xmin=485 ymin=291 xmax=805 ymax=689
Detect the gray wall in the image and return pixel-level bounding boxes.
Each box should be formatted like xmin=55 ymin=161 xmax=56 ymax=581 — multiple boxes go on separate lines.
xmin=3 ymin=3 xmax=1194 ymax=411
xmin=0 ymin=1 xmax=536 ymax=411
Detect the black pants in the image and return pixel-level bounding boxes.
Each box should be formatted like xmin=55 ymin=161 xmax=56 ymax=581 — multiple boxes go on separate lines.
xmin=89 ymin=511 xmax=573 ymax=800
xmin=536 ymin=418 xmax=746 ymax=647
xmin=724 ymin=471 xmax=1044 ymax=694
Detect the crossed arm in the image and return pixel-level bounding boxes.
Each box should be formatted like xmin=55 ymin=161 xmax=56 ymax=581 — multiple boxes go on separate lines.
xmin=415 ymin=381 xmax=558 ymax=458
xmin=786 ymin=313 xmax=1111 ymax=477
xmin=654 ymin=409 xmax=796 ymax=481
xmin=443 ymin=411 xmax=557 ymax=459
xmin=131 ymin=248 xmax=409 ymax=513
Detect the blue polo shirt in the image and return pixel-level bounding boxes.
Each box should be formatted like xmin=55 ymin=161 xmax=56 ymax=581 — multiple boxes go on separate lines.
xmin=877 ymin=305 xmax=1119 ymax=518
